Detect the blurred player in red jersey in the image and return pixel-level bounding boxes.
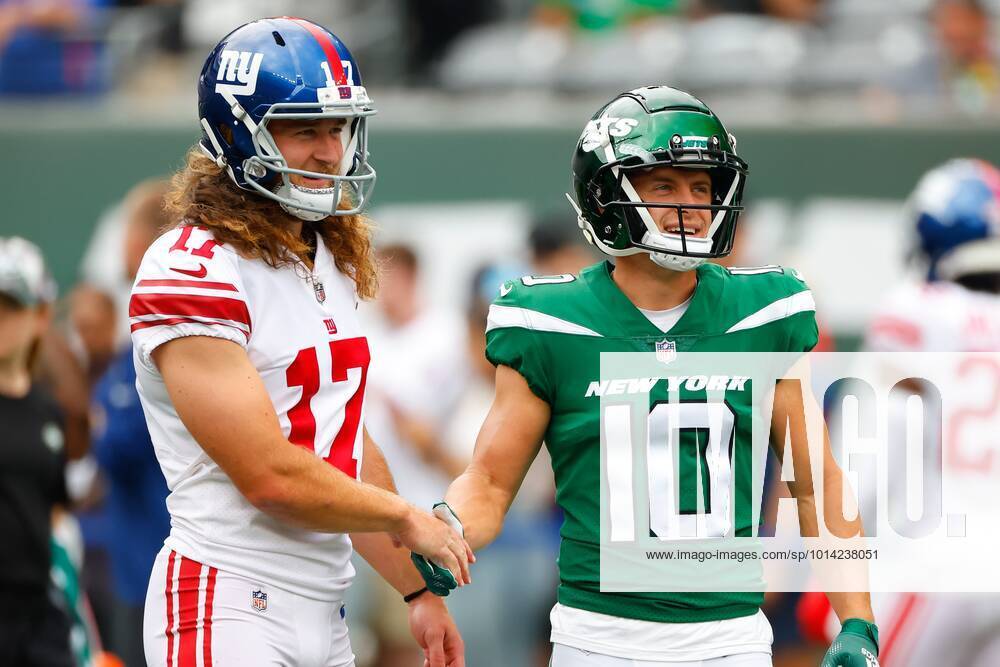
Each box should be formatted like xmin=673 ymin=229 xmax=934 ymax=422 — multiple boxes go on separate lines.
xmin=132 ymin=18 xmax=471 ymax=667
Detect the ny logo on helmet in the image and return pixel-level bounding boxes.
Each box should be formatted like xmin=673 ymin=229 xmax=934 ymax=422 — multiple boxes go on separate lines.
xmin=215 ymin=50 xmax=264 ymax=96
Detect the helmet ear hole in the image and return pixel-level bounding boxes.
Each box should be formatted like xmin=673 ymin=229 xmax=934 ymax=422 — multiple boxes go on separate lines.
xmin=217 ymin=123 xmax=234 ymax=147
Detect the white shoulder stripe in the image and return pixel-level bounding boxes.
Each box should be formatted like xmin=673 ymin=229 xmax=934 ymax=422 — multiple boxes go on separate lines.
xmin=726 ymin=290 xmax=816 ymax=334
xmin=486 ymin=304 xmax=602 ymax=337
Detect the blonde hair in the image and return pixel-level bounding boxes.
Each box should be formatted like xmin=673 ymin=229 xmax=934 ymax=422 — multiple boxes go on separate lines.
xmin=164 ymin=148 xmax=378 ymax=300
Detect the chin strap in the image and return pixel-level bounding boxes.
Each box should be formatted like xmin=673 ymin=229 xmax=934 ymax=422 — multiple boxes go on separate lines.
xmin=569 ymin=191 xmax=704 ymax=272
xmin=278 ymin=182 xmax=340 ymax=222
xmin=649 ymin=251 xmax=704 ymax=272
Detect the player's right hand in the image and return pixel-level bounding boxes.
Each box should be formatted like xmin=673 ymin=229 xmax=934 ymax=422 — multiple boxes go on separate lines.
xmin=394 ymin=505 xmax=473 ymax=590
xmin=820 ymin=619 xmax=880 ymax=667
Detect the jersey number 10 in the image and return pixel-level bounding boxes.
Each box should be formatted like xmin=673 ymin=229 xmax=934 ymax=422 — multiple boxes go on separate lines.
xmin=606 ymin=400 xmax=736 ymax=541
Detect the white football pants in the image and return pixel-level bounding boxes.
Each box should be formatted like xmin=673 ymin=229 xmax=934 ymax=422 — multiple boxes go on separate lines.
xmin=144 ymin=548 xmax=355 ymax=667
xmin=551 ymin=644 xmax=772 ymax=667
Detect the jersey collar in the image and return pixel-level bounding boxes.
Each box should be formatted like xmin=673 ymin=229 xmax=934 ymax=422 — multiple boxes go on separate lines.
xmin=581 ymin=260 xmax=725 ymax=338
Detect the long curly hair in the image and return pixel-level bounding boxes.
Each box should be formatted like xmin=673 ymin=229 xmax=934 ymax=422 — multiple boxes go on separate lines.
xmin=164 ymin=148 xmax=378 ymax=300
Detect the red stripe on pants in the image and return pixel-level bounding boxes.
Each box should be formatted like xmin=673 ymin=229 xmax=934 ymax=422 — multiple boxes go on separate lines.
xmin=165 ymin=551 xmax=177 ymax=667
xmin=881 ymin=593 xmax=920 ymax=665
xmin=177 ymin=556 xmax=203 ymax=667
xmin=203 ymin=567 xmax=218 ymax=666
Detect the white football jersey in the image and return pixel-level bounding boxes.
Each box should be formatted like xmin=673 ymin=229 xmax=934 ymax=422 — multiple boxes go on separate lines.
xmin=818 ymin=281 xmax=1000 ymax=665
xmin=866 ymin=280 xmax=1000 ymax=352
xmin=130 ymin=225 xmax=369 ymax=601
xmin=864 ymin=279 xmax=1000 ymax=522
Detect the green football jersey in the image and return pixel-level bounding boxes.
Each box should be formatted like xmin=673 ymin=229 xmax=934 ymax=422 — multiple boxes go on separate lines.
xmin=485 ymin=260 xmax=818 ymax=624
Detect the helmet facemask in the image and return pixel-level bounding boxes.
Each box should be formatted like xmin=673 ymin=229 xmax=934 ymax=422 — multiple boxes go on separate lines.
xmin=583 ymin=148 xmax=746 ymax=272
xmin=241 ymin=99 xmax=376 ymax=221
xmin=569 ymin=87 xmax=749 ymax=272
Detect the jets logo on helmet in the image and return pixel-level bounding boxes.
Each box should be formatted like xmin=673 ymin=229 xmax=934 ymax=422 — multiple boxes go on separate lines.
xmin=567 ymin=86 xmax=748 ymax=272
xmin=198 ymin=17 xmax=377 ymax=221
xmin=581 ymin=117 xmax=639 ymax=153
xmin=680 ymin=135 xmax=708 ymax=149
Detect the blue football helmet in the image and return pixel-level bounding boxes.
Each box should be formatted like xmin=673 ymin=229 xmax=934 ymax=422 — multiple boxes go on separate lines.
xmin=911 ymin=158 xmax=1000 ymax=281
xmin=197 ymin=17 xmax=376 ymax=221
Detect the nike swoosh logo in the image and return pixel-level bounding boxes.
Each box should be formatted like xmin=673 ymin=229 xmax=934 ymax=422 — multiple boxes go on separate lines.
xmin=499 ymin=283 xmax=513 ymax=297
xmin=170 ymin=264 xmax=208 ymax=279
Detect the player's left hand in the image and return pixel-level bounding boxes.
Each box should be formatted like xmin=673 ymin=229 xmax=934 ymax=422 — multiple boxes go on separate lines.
xmin=407 ymin=592 xmax=464 ymax=667
xmin=820 ymin=618 xmax=880 ymax=667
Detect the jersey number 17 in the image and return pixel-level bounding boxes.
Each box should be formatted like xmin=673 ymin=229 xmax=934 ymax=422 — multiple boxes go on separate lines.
xmin=285 ymin=337 xmax=370 ymax=479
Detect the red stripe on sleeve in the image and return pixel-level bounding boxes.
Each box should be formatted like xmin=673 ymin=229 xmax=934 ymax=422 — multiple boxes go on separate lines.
xmin=165 ymin=550 xmax=177 ymax=667
xmin=129 ymin=316 xmax=249 ymax=341
xmin=129 ymin=293 xmax=251 ymax=330
xmin=177 ymin=557 xmax=202 ymax=667
xmin=869 ymin=316 xmax=922 ymax=348
xmin=137 ymin=279 xmax=238 ymax=292
xmin=203 ymin=567 xmax=218 ymax=666
xmin=288 ymin=17 xmax=347 ymax=84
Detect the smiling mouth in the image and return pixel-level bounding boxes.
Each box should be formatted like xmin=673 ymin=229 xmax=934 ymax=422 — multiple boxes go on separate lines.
xmin=665 ymin=224 xmax=704 ymax=237
xmin=289 ymin=174 xmax=338 ymax=192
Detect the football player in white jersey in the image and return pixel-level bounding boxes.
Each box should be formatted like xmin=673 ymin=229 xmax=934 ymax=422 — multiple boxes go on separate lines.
xmin=131 ymin=18 xmax=471 ymax=667
xmin=800 ymin=158 xmax=1000 ymax=666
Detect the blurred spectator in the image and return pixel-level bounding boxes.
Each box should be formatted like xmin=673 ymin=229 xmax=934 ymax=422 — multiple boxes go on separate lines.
xmin=0 ymin=236 xmax=74 ymax=666
xmin=51 ymin=507 xmax=111 ymax=666
xmin=529 ymin=214 xmax=597 ymax=276
xmin=35 ymin=327 xmax=91 ymax=461
xmin=87 ymin=179 xmax=170 ymax=667
xmin=403 ymin=0 xmax=495 ymax=77
xmin=691 ymin=0 xmax=821 ymax=23
xmin=0 ymin=0 xmax=109 ymax=95
xmin=882 ymin=0 xmax=999 ymax=115
xmin=69 ymin=284 xmax=117 ymax=385
xmin=69 ymin=179 xmax=170 ymax=660
xmin=80 ymin=178 xmax=171 ymax=347
xmin=442 ymin=262 xmax=560 ymax=667
xmin=361 ymin=242 xmax=468 ymax=665
xmin=535 ymin=0 xmax=682 ymax=31
xmin=114 ymin=0 xmax=183 ymax=53
xmin=367 ymin=243 xmax=469 ymax=494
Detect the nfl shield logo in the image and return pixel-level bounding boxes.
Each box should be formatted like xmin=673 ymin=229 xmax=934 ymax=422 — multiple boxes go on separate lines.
xmin=338 ymin=86 xmax=352 ymax=99
xmin=251 ymin=588 xmax=267 ymax=612
xmin=655 ymin=339 xmax=677 ymax=365
xmin=313 ymin=280 xmax=326 ymax=303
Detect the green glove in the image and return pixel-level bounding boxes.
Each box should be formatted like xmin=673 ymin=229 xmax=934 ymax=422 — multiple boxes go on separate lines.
xmin=821 ymin=619 xmax=880 ymax=667
xmin=410 ymin=552 xmax=458 ymax=597
xmin=409 ymin=502 xmax=465 ymax=597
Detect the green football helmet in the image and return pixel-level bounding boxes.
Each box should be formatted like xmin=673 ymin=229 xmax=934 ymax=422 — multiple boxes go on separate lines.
xmin=568 ymin=86 xmax=748 ymax=272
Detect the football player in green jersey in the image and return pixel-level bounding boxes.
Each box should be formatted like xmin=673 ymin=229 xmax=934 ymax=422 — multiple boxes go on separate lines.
xmin=432 ymin=87 xmax=878 ymax=666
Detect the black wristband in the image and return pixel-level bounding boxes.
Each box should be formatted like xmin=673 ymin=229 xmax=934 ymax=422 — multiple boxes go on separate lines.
xmin=403 ymin=586 xmax=429 ymax=603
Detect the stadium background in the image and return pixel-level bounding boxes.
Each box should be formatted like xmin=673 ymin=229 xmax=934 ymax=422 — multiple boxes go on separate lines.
xmin=2 ymin=0 xmax=999 ymax=665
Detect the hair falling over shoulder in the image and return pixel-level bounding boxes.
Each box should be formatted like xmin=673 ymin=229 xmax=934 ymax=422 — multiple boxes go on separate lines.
xmin=163 ymin=147 xmax=379 ymax=300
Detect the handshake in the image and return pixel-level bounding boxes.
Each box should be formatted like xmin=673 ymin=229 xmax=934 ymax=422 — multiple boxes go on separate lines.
xmin=408 ymin=502 xmax=472 ymax=597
